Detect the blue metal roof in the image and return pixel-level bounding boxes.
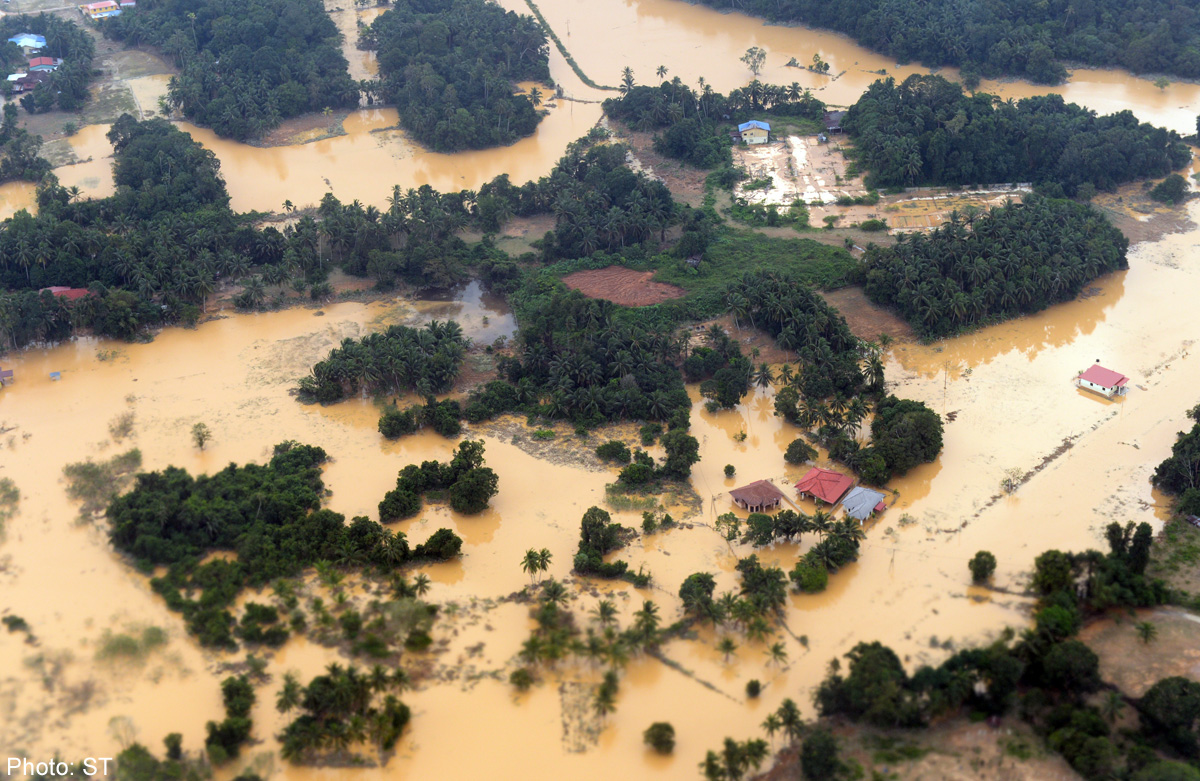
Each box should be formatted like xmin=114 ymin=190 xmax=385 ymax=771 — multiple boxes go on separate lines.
xmin=8 ymin=34 xmax=46 ymax=47
xmin=737 ymin=120 xmax=770 ymax=132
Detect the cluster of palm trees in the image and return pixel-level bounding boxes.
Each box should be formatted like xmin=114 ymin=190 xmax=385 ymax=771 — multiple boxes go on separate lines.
xmin=520 ymin=547 xmax=552 ymax=583
xmin=862 ymin=195 xmax=1129 ymax=337
xmin=300 ymin=320 xmax=469 ymax=403
xmin=277 ymin=663 xmax=411 ymax=762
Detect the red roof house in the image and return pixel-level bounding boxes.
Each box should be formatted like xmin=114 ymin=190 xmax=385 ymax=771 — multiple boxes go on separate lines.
xmin=40 ymin=286 xmax=92 ymax=301
xmin=1077 ymin=364 xmax=1128 ymax=398
xmin=795 ymin=467 xmax=854 ymax=506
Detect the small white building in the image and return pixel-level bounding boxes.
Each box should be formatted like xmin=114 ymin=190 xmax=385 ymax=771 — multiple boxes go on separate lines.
xmin=1076 ymin=364 xmax=1128 ymax=398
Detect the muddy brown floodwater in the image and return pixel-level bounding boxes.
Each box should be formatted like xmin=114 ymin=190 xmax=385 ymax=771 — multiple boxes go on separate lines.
xmin=4 ymin=199 xmax=1200 ymax=778
xmin=3 ymin=0 xmax=1200 ymax=776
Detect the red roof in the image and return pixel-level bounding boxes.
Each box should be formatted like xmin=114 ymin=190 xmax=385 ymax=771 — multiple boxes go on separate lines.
xmin=27 ymin=57 xmax=56 ymax=67
xmin=40 ymin=286 xmax=92 ymax=301
xmin=795 ymin=467 xmax=854 ymax=505
xmin=1078 ymin=364 xmax=1128 ymax=389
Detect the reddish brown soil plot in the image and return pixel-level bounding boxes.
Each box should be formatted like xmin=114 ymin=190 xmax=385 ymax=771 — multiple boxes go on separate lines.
xmin=562 ymin=266 xmax=685 ymax=307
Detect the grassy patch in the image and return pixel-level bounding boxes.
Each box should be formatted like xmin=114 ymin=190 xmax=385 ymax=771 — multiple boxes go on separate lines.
xmin=1000 ymin=736 xmax=1039 ymax=760
xmin=1150 ymin=519 xmax=1200 ymax=600
xmin=80 ymin=82 xmax=139 ymax=126
xmin=869 ymin=735 xmax=931 ymax=764
xmin=63 ymin=448 xmax=143 ymax=520
xmin=651 ymin=229 xmax=858 ymax=316
xmin=96 ymin=625 xmax=169 ymax=661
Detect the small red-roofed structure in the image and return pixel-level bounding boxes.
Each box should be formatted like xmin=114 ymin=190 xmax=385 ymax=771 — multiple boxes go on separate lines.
xmin=795 ymin=467 xmax=854 ymax=506
xmin=1077 ymin=364 xmax=1128 ymax=398
xmin=39 ymin=286 xmax=92 ymax=301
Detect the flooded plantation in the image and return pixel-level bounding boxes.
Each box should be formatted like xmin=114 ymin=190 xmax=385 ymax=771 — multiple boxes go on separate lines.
xmin=3 ymin=0 xmax=1200 ymax=776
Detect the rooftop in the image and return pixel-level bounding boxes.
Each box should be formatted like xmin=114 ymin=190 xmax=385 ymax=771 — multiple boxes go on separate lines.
xmin=795 ymin=467 xmax=854 ymax=506
xmin=1079 ymin=364 xmax=1128 ymax=388
xmin=737 ymin=120 xmax=770 ymax=132
xmin=842 ymin=486 xmax=886 ymax=521
xmin=730 ymin=479 xmax=785 ymax=506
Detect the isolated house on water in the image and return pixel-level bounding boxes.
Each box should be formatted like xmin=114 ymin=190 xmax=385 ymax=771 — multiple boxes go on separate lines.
xmin=1076 ymin=364 xmax=1128 ymax=398
xmin=795 ymin=467 xmax=853 ymax=506
xmin=730 ymin=480 xmax=785 ymax=513
xmin=841 ymin=486 xmax=887 ymax=522
xmin=738 ymin=120 xmax=770 ymax=144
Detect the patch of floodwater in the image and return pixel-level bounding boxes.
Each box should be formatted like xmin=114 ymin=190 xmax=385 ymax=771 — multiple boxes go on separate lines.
xmin=0 ymin=179 xmax=37 ymax=219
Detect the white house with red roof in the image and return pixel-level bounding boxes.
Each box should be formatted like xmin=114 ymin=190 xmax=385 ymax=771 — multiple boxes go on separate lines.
xmin=1076 ymin=364 xmax=1128 ymax=398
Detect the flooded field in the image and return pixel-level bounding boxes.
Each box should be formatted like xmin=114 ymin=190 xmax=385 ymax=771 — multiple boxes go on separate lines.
xmin=3 ymin=0 xmax=1200 ymax=776
xmin=3 ymin=194 xmax=1200 ymax=776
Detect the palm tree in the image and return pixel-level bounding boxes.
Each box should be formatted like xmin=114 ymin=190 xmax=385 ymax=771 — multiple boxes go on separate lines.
xmin=536 ymin=547 xmax=552 ymax=575
xmin=1136 ymin=621 xmax=1158 ymax=644
xmin=528 ymin=87 xmax=542 ymax=108
xmin=717 ymin=635 xmax=738 ymax=663
xmin=276 ymin=672 xmax=302 ymax=713
xmin=656 ymin=64 xmax=668 ymax=81
xmin=1101 ymin=690 xmax=1125 ymax=724
xmin=766 ymin=641 xmax=787 ymax=666
xmin=762 ymin=713 xmax=782 ymax=746
xmin=591 ymin=599 xmax=617 ymax=627
xmin=542 ymin=578 xmax=568 ymax=606
xmin=776 ymin=698 xmax=803 ymax=741
xmin=753 ymin=362 xmax=774 ymax=392
xmin=413 ymin=573 xmax=431 ymax=597
xmin=521 ymin=548 xmax=541 ymax=584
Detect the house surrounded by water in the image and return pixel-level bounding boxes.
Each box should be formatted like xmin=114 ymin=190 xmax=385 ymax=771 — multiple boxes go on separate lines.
xmin=730 ymin=480 xmax=785 ymax=513
xmin=1076 ymin=364 xmax=1128 ymax=398
xmin=738 ymin=120 xmax=770 ymax=145
xmin=796 ymin=467 xmax=853 ymax=506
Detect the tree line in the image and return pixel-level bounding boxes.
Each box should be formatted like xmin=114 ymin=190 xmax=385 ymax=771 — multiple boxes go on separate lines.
xmin=1153 ymin=402 xmax=1200 ymax=518
xmin=298 ymin=320 xmax=469 ymax=403
xmin=106 ymin=441 xmax=462 ymax=648
xmin=364 ymin=0 xmax=549 ymax=152
xmin=861 ymin=194 xmax=1129 ymax=338
xmin=1 ymin=14 xmax=96 ymax=113
xmin=844 ymin=75 xmax=1191 ymax=195
xmin=102 ymin=0 xmax=359 ymax=140
xmin=685 ymin=0 xmax=1200 ymax=84
xmin=0 ymin=105 xmax=52 ymax=184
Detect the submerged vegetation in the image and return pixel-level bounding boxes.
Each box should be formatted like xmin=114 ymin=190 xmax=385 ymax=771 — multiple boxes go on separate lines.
xmin=103 ymin=0 xmax=358 ymax=139
xmin=106 ymin=442 xmax=461 ymax=648
xmin=364 ymin=0 xmax=550 ymax=151
xmin=862 ymin=195 xmax=1129 ymax=338
xmin=278 ymin=664 xmax=411 ymax=763
xmin=378 ymin=439 xmax=499 ymax=520
xmin=846 ymin=75 xmax=1191 ymax=194
xmin=1153 ymin=403 xmax=1200 ymax=518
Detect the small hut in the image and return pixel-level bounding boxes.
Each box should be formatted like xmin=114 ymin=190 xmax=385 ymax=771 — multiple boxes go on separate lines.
xmin=823 ymin=110 xmax=847 ymax=133
xmin=729 ymin=480 xmax=785 ymax=513
xmin=1076 ymin=364 xmax=1128 ymax=398
xmin=795 ymin=467 xmax=853 ymax=506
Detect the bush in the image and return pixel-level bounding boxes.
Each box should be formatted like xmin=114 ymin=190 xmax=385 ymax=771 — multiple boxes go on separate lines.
xmin=596 ymin=440 xmax=632 ymax=464
xmin=746 ymin=679 xmax=762 ymax=697
xmin=378 ymin=407 xmax=418 ymax=439
xmin=859 ymin=218 xmax=887 ymax=232
xmin=643 ymin=721 xmax=676 ymax=754
xmin=969 ymin=551 xmax=997 ymax=584
xmin=784 ymin=438 xmax=818 ymax=465
xmin=412 ymin=528 xmax=463 ymax=561
xmin=801 ymin=727 xmax=842 ymax=780
xmin=791 ymin=560 xmax=829 ymax=593
xmin=724 ymin=464 xmax=736 ymax=478
xmin=1151 ymin=174 xmax=1189 ymax=205
xmin=510 ymin=668 xmax=534 ymax=691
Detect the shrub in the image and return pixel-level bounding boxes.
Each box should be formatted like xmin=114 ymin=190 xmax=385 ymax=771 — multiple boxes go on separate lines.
xmin=510 ymin=668 xmax=534 ymax=691
xmin=791 ymin=560 xmax=829 ymax=593
xmin=859 ymin=218 xmax=887 ymax=232
xmin=643 ymin=722 xmax=675 ymax=754
xmin=412 ymin=528 xmax=463 ymax=561
xmin=785 ymin=438 xmax=818 ymax=465
xmin=969 ymin=551 xmax=997 ymax=584
xmin=596 ymin=440 xmax=632 ymax=464
xmin=724 ymin=464 xmax=736 ymax=478
xmin=801 ymin=727 xmax=842 ymax=780
xmin=378 ymin=407 xmax=418 ymax=439
xmin=746 ymin=679 xmax=762 ymax=697
xmin=1151 ymin=174 xmax=1189 ymax=205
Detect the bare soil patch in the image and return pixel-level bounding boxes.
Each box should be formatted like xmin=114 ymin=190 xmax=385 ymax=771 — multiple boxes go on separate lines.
xmin=258 ymin=112 xmax=349 ymax=147
xmin=819 ymin=286 xmax=915 ymax=343
xmin=1081 ymin=609 xmax=1200 ymax=697
xmin=1092 ymin=183 xmax=1195 ymax=246
xmin=692 ymin=316 xmax=795 ymax=364
xmin=608 ymin=123 xmax=709 ymax=207
xmin=562 ymin=266 xmax=685 ymax=307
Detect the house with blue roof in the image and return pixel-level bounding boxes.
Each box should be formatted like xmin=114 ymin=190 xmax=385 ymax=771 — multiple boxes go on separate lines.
xmin=737 ymin=120 xmax=770 ymax=145
xmin=7 ymin=34 xmax=47 ymax=53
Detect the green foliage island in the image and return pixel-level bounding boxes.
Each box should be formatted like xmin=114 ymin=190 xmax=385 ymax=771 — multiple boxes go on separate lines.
xmin=103 ymin=0 xmax=359 ymax=139
xmin=364 ymin=0 xmax=550 ymax=151
xmin=845 ymin=75 xmax=1191 ymax=194
xmin=862 ymin=195 xmax=1129 ymax=338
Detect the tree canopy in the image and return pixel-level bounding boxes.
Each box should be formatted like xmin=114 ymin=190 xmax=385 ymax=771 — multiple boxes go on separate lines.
xmin=862 ymin=195 xmax=1128 ymax=338
xmin=684 ymin=0 xmax=1200 ymax=84
xmin=845 ymin=75 xmax=1190 ymax=194
xmin=103 ymin=0 xmax=359 ymax=139
xmin=364 ymin=0 xmax=549 ymax=151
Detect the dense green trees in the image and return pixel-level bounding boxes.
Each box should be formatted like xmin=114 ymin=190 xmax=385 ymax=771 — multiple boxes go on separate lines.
xmin=364 ymin=0 xmax=549 ymax=151
xmin=684 ymin=325 xmax=752 ymax=411
xmin=108 ymin=441 xmax=460 ymax=648
xmin=1 ymin=14 xmax=96 ymax=113
xmin=298 ymin=321 xmax=469 ymax=403
xmin=378 ymin=440 xmax=499 ymax=521
xmin=862 ymin=195 xmax=1129 ymax=338
xmin=574 ymin=505 xmax=636 ymax=579
xmin=205 ymin=676 xmax=254 ymax=763
xmin=860 ymin=396 xmax=944 ymax=481
xmin=603 ymin=79 xmax=825 ymax=169
xmin=279 ymin=664 xmax=411 ymax=763
xmin=0 ymin=105 xmax=51 ymax=183
xmin=845 ymin=76 xmax=1190 ymax=193
xmin=1153 ymin=403 xmax=1200 ymax=516
xmin=685 ymin=0 xmax=1200 ymax=84
xmin=103 ymin=0 xmax=358 ymax=139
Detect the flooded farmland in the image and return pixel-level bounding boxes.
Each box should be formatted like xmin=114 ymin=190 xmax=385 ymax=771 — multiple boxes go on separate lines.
xmin=3 ymin=0 xmax=1200 ymax=776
